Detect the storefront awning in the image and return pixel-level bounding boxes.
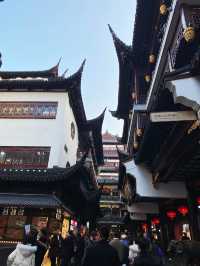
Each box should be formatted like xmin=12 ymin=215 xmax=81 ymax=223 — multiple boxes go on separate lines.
xmin=124 ymin=160 xmax=187 ymax=199
xmin=166 ymin=76 xmax=200 ymax=113
xmin=0 ymin=193 xmax=66 ymax=209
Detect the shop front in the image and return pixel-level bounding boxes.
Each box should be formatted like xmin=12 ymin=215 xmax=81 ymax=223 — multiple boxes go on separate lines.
xmin=0 ymin=158 xmax=100 ymax=242
xmin=122 ymin=159 xmax=188 ymax=246
xmin=0 ymin=193 xmax=72 ymax=242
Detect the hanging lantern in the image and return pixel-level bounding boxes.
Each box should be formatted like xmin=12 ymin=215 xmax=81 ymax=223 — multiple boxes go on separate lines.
xmin=178 ymin=206 xmax=189 ymax=216
xmin=160 ymin=4 xmax=168 ymax=15
xmin=133 ymin=131 xmax=138 ymax=149
xmin=151 ymin=218 xmax=160 ymax=225
xmin=183 ymin=26 xmax=195 ymax=42
xmin=166 ymin=210 xmax=176 ymax=220
xmin=132 ymin=92 xmax=136 ymax=101
xmin=142 ymin=223 xmax=148 ymax=232
xmin=133 ymin=142 xmax=139 ymax=149
xmin=136 ymin=128 xmax=142 ymax=137
xmin=149 ymin=54 xmax=156 ymax=64
xmin=145 ymin=75 xmax=151 ymax=83
xmin=196 ymin=197 xmax=200 ymax=205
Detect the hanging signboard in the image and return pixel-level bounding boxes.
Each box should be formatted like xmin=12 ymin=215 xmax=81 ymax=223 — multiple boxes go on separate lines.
xmin=150 ymin=111 xmax=197 ymax=122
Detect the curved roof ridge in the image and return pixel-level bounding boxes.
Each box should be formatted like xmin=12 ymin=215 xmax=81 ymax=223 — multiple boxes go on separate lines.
xmin=0 ymin=59 xmax=62 ymax=79
xmin=108 ymin=24 xmax=132 ymax=56
xmin=87 ymin=108 xmax=106 ymax=126
xmin=0 ymin=152 xmax=88 ymax=183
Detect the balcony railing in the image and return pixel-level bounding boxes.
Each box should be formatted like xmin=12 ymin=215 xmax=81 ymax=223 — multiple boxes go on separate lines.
xmin=169 ymin=6 xmax=200 ymax=70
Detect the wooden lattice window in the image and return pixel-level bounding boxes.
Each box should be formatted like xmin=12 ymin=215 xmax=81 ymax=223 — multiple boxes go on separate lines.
xmin=0 ymin=102 xmax=58 ymax=119
xmin=0 ymin=146 xmax=50 ymax=169
xmin=170 ymin=19 xmax=183 ymax=69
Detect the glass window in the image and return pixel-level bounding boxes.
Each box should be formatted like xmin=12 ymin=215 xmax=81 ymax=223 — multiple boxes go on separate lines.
xmin=0 ymin=147 xmax=50 ymax=169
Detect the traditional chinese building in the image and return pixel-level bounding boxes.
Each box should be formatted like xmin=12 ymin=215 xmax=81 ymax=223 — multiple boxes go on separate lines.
xmin=0 ymin=61 xmax=104 ymax=241
xmin=110 ymin=0 xmax=200 ymax=246
xmin=97 ymin=131 xmax=126 ymax=230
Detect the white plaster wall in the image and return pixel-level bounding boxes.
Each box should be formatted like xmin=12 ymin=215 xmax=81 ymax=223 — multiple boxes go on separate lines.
xmin=0 ymin=92 xmax=79 ymax=168
xmin=124 ymin=160 xmax=188 ymax=199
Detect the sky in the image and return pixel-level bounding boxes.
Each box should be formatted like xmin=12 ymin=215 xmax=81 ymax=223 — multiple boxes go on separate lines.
xmin=0 ymin=0 xmax=136 ymax=135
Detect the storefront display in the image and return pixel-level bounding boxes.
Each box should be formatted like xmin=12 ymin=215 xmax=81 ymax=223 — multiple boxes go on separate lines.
xmin=32 ymin=217 xmax=48 ymax=230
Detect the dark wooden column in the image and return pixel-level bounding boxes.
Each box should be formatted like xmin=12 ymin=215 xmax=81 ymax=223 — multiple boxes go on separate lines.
xmin=159 ymin=206 xmax=169 ymax=250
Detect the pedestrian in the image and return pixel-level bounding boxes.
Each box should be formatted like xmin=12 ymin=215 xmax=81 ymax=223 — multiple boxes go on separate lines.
xmin=48 ymin=228 xmax=62 ymax=266
xmin=129 ymin=240 xmax=140 ymax=265
xmin=133 ymin=239 xmax=162 ymax=266
xmin=71 ymin=228 xmax=85 ymax=265
xmin=150 ymin=239 xmax=165 ymax=265
xmin=7 ymin=225 xmax=37 ymax=266
xmin=110 ymin=232 xmax=129 ymax=266
xmin=35 ymin=227 xmax=49 ymax=266
xmin=181 ymin=232 xmax=190 ymax=241
xmin=120 ymin=234 xmax=129 ymax=247
xmin=61 ymin=232 xmax=74 ymax=266
xmin=82 ymin=230 xmax=96 ymax=263
xmin=82 ymin=226 xmax=120 ymax=266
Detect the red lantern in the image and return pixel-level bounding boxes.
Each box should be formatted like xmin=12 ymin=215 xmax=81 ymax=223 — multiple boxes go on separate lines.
xmin=197 ymin=197 xmax=200 ymax=205
xmin=166 ymin=210 xmax=176 ymax=220
xmin=178 ymin=206 xmax=189 ymax=216
xmin=141 ymin=223 xmax=148 ymax=232
xmin=151 ymin=218 xmax=160 ymax=225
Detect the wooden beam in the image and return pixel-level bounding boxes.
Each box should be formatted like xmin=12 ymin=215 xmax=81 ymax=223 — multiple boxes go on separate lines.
xmin=160 ymin=127 xmax=200 ymax=181
xmin=152 ymin=122 xmax=190 ymax=174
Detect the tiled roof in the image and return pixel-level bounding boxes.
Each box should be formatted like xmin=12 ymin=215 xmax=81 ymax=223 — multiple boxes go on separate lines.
xmin=102 ymin=131 xmax=118 ymax=143
xmin=0 ymin=193 xmax=62 ymax=208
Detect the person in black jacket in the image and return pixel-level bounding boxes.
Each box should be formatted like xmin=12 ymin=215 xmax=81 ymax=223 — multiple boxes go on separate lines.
xmin=134 ymin=239 xmax=162 ymax=266
xmin=61 ymin=232 xmax=74 ymax=266
xmin=48 ymin=229 xmax=62 ymax=266
xmin=82 ymin=226 xmax=120 ymax=266
xmin=35 ymin=227 xmax=49 ymax=266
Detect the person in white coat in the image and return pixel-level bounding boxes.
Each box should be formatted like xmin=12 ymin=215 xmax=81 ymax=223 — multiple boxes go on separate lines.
xmin=129 ymin=240 xmax=140 ymax=265
xmin=7 ymin=225 xmax=37 ymax=266
xmin=7 ymin=243 xmax=37 ymax=266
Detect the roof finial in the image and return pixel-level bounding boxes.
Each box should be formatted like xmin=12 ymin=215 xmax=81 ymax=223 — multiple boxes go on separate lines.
xmin=49 ymin=57 xmax=62 ymax=77
xmin=80 ymin=59 xmax=86 ymax=73
xmin=108 ymin=24 xmax=117 ymax=41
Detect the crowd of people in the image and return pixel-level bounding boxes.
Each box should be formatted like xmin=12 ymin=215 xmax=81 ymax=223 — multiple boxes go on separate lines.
xmin=6 ymin=225 xmax=168 ymax=266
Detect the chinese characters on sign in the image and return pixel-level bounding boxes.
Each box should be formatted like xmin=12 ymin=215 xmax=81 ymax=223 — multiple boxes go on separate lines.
xmin=0 ymin=102 xmax=58 ymax=119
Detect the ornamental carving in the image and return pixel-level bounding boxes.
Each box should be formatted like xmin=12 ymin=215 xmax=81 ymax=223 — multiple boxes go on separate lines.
xmin=0 ymin=102 xmax=58 ymax=119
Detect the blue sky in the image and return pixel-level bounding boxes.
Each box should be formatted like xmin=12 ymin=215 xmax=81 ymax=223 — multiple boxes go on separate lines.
xmin=0 ymin=0 xmax=135 ymax=135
